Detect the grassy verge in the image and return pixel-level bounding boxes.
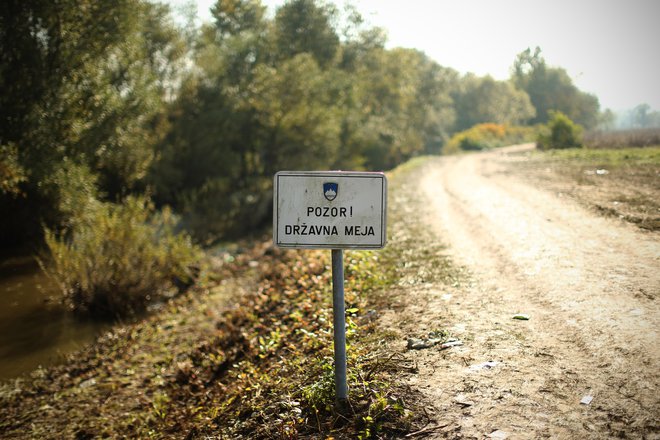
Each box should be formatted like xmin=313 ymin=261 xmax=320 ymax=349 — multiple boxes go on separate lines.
xmin=0 ymin=157 xmax=458 ymax=439
xmin=512 ymin=146 xmax=660 ymax=231
xmin=384 ymin=157 xmax=464 ymax=288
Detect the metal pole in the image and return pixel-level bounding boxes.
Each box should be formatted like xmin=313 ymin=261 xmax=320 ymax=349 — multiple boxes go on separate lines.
xmin=331 ymin=249 xmax=348 ymax=403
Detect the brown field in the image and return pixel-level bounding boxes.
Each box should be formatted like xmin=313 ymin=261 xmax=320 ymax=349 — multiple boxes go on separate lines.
xmin=584 ymin=128 xmax=660 ymax=149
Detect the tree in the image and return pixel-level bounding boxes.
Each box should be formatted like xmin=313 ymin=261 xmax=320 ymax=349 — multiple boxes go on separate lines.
xmin=452 ymin=75 xmax=535 ymax=131
xmin=151 ymin=0 xmax=458 ymax=240
xmin=512 ymin=47 xmax=600 ymax=129
xmin=211 ymin=0 xmax=267 ymax=37
xmin=273 ymin=0 xmax=340 ymax=68
xmin=346 ymin=48 xmax=456 ymax=168
xmin=0 ymin=0 xmax=184 ymax=246
xmin=596 ymin=108 xmax=616 ymax=131
xmin=248 ymin=54 xmax=341 ymax=175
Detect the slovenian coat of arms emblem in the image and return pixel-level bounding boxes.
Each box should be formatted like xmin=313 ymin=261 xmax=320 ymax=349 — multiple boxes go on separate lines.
xmin=323 ymin=182 xmax=338 ymax=201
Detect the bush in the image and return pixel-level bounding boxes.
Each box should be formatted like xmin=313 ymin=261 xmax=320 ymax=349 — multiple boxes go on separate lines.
xmin=42 ymin=196 xmax=201 ymax=318
xmin=537 ymin=111 xmax=583 ymax=150
xmin=443 ymin=123 xmax=538 ymax=154
xmin=178 ymin=177 xmax=272 ymax=245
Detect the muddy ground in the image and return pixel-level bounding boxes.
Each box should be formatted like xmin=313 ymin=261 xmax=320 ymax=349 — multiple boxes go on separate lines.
xmin=382 ymin=145 xmax=659 ymax=439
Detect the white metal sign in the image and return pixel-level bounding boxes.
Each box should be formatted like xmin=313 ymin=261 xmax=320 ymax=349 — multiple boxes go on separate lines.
xmin=273 ymin=171 xmax=387 ymax=249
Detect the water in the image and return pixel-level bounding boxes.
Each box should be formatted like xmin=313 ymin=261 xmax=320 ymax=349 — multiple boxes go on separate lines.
xmin=0 ymin=255 xmax=109 ymax=381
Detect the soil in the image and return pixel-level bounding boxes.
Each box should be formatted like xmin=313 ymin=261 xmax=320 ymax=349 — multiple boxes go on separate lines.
xmin=384 ymin=145 xmax=659 ymax=439
xmin=504 ymin=146 xmax=660 ymax=232
xmin=1 ymin=145 xmax=658 ymax=439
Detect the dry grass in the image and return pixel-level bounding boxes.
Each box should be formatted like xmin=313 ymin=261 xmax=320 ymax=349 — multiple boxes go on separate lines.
xmin=1 ymin=158 xmax=456 ymax=439
xmin=507 ymin=146 xmax=660 ymax=231
xmin=584 ymin=128 xmax=660 ymax=149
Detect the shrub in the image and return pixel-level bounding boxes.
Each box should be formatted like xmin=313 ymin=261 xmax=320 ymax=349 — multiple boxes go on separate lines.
xmin=42 ymin=196 xmax=201 ymax=318
xmin=443 ymin=123 xmax=538 ymax=154
xmin=537 ymin=111 xmax=583 ymax=150
xmin=179 ymin=177 xmax=272 ymax=244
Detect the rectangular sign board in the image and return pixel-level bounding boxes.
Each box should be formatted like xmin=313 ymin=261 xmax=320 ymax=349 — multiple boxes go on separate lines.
xmin=274 ymin=171 xmax=387 ymax=249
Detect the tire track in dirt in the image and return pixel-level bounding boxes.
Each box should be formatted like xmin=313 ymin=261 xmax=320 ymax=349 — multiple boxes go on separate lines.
xmin=427 ymin=146 xmax=658 ymax=354
xmin=396 ymin=146 xmax=659 ymax=438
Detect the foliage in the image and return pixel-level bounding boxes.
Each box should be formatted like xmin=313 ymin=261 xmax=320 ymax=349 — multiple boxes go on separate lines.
xmin=178 ymin=177 xmax=272 ymax=244
xmin=211 ymin=0 xmax=267 ymax=36
xmin=151 ymin=1 xmax=458 ymax=241
xmin=512 ymin=47 xmax=600 ymax=129
xmin=5 ymin=237 xmax=421 ymax=437
xmin=0 ymin=0 xmax=185 ymax=246
xmin=274 ymin=0 xmax=340 ymax=67
xmin=0 ymin=157 xmax=465 ymax=438
xmin=536 ymin=111 xmax=583 ymax=150
xmin=596 ymin=108 xmax=617 ymax=131
xmin=0 ymin=143 xmax=25 ymax=196
xmin=350 ymin=48 xmax=457 ymax=168
xmin=452 ymin=74 xmax=535 ymax=131
xmin=170 ymin=248 xmax=413 ymax=438
xmin=444 ymin=123 xmax=538 ymax=154
xmin=42 ymin=196 xmax=201 ymax=318
xmin=1 ymin=0 xmax=610 ymax=251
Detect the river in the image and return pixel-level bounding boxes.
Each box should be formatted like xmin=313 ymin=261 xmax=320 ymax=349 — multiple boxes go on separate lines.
xmin=0 ymin=254 xmax=109 ymax=381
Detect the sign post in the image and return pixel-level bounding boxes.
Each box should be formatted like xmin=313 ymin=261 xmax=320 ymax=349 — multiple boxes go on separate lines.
xmin=273 ymin=171 xmax=387 ymax=404
xmin=331 ymin=248 xmax=348 ymax=401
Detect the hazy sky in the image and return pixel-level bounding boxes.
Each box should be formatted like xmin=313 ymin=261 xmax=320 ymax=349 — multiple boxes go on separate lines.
xmin=167 ymin=0 xmax=660 ymax=111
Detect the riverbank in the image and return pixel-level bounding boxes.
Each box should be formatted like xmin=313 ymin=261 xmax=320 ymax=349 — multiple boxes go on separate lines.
xmin=0 ymin=159 xmax=452 ymax=438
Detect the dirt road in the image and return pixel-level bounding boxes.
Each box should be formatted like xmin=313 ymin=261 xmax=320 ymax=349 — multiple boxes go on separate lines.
xmin=396 ymin=145 xmax=659 ymax=438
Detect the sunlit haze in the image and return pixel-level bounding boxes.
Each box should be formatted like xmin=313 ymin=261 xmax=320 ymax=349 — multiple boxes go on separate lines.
xmin=168 ymin=0 xmax=660 ymax=111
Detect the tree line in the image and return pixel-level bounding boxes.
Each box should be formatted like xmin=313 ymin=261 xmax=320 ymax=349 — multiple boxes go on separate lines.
xmin=1 ymin=0 xmax=604 ymax=248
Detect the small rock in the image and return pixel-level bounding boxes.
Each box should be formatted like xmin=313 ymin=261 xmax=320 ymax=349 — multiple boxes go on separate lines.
xmin=469 ymin=361 xmax=499 ymax=371
xmin=453 ymin=394 xmax=474 ymax=407
xmin=512 ymin=313 xmax=530 ymax=320
xmin=488 ymin=430 xmax=508 ymax=439
xmin=407 ymin=330 xmax=454 ymax=350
